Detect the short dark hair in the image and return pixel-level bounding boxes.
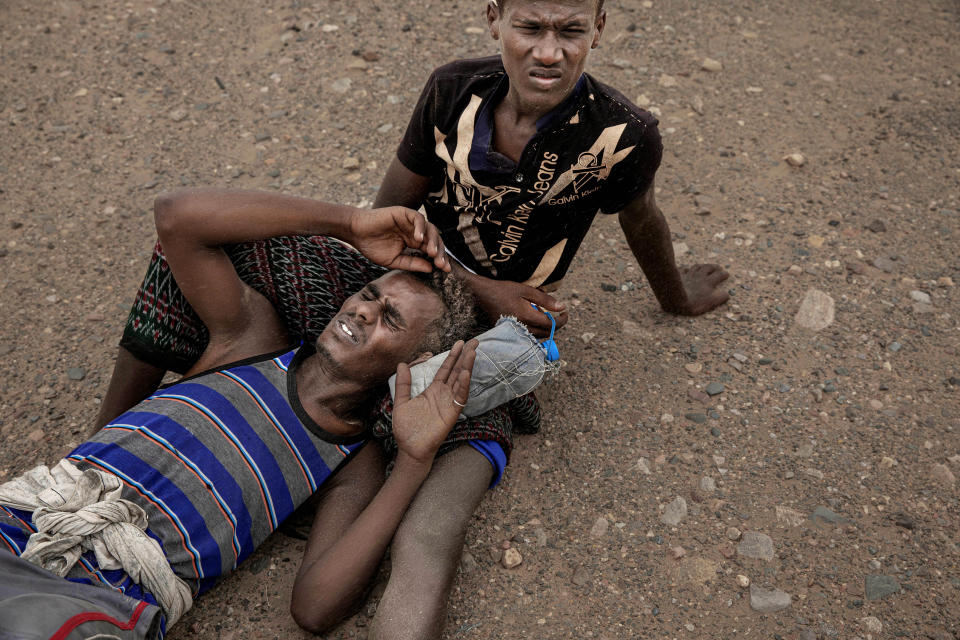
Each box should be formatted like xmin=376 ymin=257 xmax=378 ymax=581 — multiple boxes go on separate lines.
xmin=408 ymin=270 xmax=479 ymax=355
xmin=494 ymin=0 xmax=605 ymax=18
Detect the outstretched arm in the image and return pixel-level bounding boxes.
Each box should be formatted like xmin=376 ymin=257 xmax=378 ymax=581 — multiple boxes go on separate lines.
xmin=154 ymin=189 xmax=450 ymax=340
xmin=618 ymin=180 xmax=730 ymax=315
xmin=290 ymin=339 xmax=478 ymax=634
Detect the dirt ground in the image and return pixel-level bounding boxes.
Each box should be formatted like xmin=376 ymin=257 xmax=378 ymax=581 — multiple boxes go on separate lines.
xmin=2 ymin=0 xmax=959 ymax=638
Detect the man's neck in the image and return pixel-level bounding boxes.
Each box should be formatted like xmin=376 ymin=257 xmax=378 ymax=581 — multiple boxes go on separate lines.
xmin=295 ymin=353 xmax=373 ymax=436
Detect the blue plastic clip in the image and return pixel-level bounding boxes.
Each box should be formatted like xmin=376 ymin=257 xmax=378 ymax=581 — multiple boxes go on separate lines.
xmin=530 ymin=303 xmax=560 ymax=362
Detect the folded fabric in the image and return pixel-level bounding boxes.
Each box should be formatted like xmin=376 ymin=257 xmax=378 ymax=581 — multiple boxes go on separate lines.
xmin=388 ymin=316 xmax=557 ymax=417
xmin=0 ymin=459 xmax=193 ymax=627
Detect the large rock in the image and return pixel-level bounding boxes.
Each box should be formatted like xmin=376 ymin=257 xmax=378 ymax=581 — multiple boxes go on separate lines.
xmin=660 ymin=496 xmax=688 ymax=526
xmin=795 ymin=289 xmax=835 ymax=331
xmin=749 ymin=584 xmax=792 ymax=612
xmin=738 ymin=532 xmax=775 ymax=561
xmin=865 ymin=574 xmax=900 ymax=601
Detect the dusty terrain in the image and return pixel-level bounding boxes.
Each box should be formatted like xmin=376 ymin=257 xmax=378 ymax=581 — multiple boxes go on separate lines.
xmin=2 ymin=0 xmax=959 ymax=638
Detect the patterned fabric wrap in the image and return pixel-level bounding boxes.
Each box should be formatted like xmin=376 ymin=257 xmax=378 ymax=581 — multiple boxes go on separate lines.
xmin=118 ymin=235 xmax=530 ymax=454
xmin=121 ymin=236 xmax=388 ymax=374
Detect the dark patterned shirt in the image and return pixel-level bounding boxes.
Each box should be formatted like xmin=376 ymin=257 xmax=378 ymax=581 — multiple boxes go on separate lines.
xmin=398 ymin=56 xmax=662 ymax=287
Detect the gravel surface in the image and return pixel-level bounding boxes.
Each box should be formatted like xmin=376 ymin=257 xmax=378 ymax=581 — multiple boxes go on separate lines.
xmin=1 ymin=0 xmax=958 ymax=638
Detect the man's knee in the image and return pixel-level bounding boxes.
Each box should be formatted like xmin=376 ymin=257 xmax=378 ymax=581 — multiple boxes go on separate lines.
xmin=390 ymin=446 xmax=494 ymax=571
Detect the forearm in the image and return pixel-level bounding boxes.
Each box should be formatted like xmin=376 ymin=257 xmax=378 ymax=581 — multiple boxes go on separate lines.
xmin=619 ymin=205 xmax=689 ymax=314
xmin=374 ymin=156 xmax=431 ymax=209
xmin=291 ymin=454 xmax=432 ymax=632
xmin=154 ymin=188 xmax=358 ymax=248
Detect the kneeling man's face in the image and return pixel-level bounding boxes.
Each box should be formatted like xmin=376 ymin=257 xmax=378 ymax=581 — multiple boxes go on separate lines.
xmin=488 ymin=0 xmax=605 ymax=113
xmin=316 ymin=271 xmax=444 ymax=384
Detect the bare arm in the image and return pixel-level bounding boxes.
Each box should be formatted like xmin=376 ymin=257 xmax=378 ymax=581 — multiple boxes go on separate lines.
xmin=618 ymin=180 xmax=730 ymax=315
xmin=290 ymin=339 xmax=478 ymax=633
xmin=154 ymin=189 xmax=450 ymax=342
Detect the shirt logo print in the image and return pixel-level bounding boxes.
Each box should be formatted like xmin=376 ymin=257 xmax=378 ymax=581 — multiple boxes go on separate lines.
xmin=571 ymin=151 xmax=606 ymax=193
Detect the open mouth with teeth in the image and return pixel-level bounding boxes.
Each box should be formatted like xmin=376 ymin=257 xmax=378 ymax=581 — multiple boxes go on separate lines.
xmin=337 ymin=318 xmax=360 ymax=344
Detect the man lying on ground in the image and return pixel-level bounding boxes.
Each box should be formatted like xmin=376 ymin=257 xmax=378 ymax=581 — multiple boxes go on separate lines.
xmin=0 ymin=192 xmax=480 ymax=639
xmin=94 ymin=1 xmax=731 ymax=637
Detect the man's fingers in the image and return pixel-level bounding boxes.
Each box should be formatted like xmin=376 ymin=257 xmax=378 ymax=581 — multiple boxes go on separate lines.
xmin=394 ymin=362 xmax=412 ymax=406
xmin=388 ymin=253 xmax=434 ymax=273
xmin=432 ymin=340 xmax=464 ymax=385
xmin=525 ymin=287 xmax=566 ymax=313
xmin=451 ymin=368 xmax=471 ymax=407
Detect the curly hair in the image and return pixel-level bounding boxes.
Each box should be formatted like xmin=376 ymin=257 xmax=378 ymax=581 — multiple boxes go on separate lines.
xmin=409 ymin=270 xmax=479 ymax=355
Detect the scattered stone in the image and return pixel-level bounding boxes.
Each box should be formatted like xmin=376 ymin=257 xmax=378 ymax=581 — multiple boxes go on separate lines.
xmin=749 ymin=584 xmax=792 ymax=612
xmin=341 ymin=157 xmax=360 ymax=170
xmin=501 ymin=547 xmax=523 ymax=569
xmin=590 ymin=516 xmax=609 ymax=538
xmin=784 ymin=153 xmax=806 ymax=167
xmin=699 ymin=476 xmax=716 ymax=492
xmin=67 ymin=367 xmax=85 ymax=381
xmin=930 ymin=463 xmax=956 ymax=486
xmin=684 ymin=412 xmax=707 ymax=424
xmin=891 ymin=512 xmax=915 ymax=529
xmin=684 ymin=362 xmax=703 ymax=374
xmin=660 ymin=496 xmax=688 ymax=526
xmin=701 ymin=58 xmax=723 ymax=72
xmin=580 ymin=332 xmax=596 ymax=344
xmin=865 ymin=219 xmax=886 ymax=233
xmin=864 ymin=574 xmax=900 ymax=601
xmin=460 ymin=550 xmax=478 ymax=573
xmin=810 ymin=506 xmax=849 ymax=526
xmin=738 ymin=532 xmax=775 ymax=561
xmin=169 ymin=108 xmax=188 ymax=122
xmin=27 ymin=429 xmax=44 ymax=442
xmin=658 ymin=74 xmax=678 ymax=87
xmin=687 ymin=388 xmax=711 ymax=404
xmin=909 ymin=290 xmax=932 ymax=305
xmin=794 ymin=288 xmax=835 ymax=331
xmin=635 ymin=458 xmax=652 ymax=475
xmin=329 ymin=78 xmax=351 ymax=94
xmin=726 ymin=527 xmax=741 ymax=541
xmin=571 ymin=565 xmax=591 ymax=586
xmin=670 ymin=545 xmax=686 ymax=559
xmin=879 ymin=456 xmax=897 ymax=469
xmin=873 ymin=256 xmax=896 ymax=273
xmin=804 ymin=468 xmax=824 ymax=480
xmin=736 ymin=574 xmax=750 ymax=588
xmin=705 ymin=381 xmax=725 ymax=396
xmin=775 ymin=506 xmax=805 ymax=527
xmin=622 ymin=319 xmax=642 ymax=336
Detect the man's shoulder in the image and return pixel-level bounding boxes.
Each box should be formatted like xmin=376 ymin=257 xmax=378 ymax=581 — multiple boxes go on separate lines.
xmin=580 ymin=73 xmax=660 ymax=137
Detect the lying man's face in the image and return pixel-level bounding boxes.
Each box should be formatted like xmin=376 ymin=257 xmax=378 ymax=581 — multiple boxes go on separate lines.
xmin=315 ymin=270 xmax=445 ymax=385
xmin=488 ymin=0 xmax=606 ymax=114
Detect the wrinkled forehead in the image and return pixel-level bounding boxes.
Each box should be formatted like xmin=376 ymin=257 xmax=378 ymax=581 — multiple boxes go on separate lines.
xmin=496 ymin=0 xmax=602 ymax=18
xmin=370 ymin=270 xmax=444 ymax=322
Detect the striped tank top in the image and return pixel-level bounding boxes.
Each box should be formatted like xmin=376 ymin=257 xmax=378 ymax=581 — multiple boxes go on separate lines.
xmin=0 ymin=345 xmax=364 ymax=599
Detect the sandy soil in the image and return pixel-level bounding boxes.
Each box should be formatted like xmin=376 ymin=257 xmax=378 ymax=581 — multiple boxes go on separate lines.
xmin=1 ymin=0 xmax=959 ymax=638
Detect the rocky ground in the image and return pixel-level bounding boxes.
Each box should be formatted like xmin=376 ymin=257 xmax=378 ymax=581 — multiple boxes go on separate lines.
xmin=1 ymin=0 xmax=959 ymax=638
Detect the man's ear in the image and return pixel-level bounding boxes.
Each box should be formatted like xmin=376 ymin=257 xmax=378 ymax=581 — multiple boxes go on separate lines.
xmin=487 ymin=1 xmax=501 ymax=40
xmin=592 ymin=9 xmax=607 ymax=48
